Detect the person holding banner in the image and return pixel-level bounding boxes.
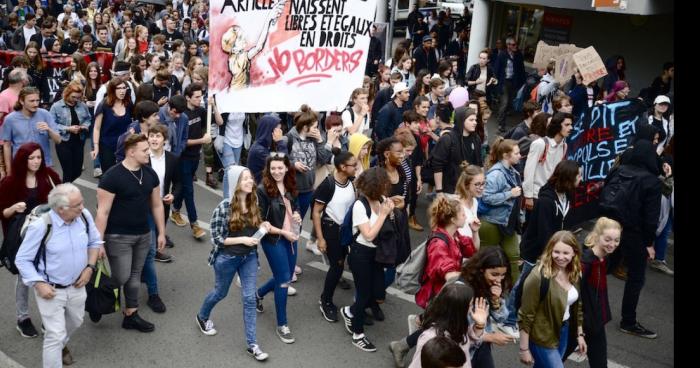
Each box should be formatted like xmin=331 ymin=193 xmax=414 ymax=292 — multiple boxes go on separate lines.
xmin=604 ymin=80 xmax=630 ymax=103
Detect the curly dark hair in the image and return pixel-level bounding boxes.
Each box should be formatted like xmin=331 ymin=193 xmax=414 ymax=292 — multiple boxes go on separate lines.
xmin=461 ymin=247 xmax=513 ymax=300
xmin=262 ymin=155 xmax=297 ymax=198
xmin=354 ymin=167 xmax=390 ymax=201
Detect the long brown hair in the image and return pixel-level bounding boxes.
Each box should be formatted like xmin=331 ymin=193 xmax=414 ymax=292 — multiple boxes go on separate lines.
xmin=538 ymin=230 xmax=582 ymax=283
xmin=262 ymin=155 xmax=298 ymax=198
xmin=229 ymin=169 xmax=262 ymax=232
xmin=24 ymin=41 xmax=44 ymax=72
xmin=105 ymin=77 xmax=129 ymax=107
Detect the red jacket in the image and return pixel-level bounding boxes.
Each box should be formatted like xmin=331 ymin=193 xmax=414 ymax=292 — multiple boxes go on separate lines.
xmin=416 ymin=228 xmax=476 ymax=309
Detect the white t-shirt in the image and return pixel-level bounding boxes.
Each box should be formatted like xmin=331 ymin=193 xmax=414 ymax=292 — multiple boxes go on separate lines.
xmin=225 ymin=112 xmax=245 ymax=148
xmin=341 ymin=108 xmax=370 ymax=136
xmin=149 ymin=151 xmax=166 ymax=197
xmin=458 ymin=197 xmax=479 ymax=238
xmin=352 ymin=199 xmax=379 ymax=248
xmin=562 ymin=286 xmax=579 ymax=321
xmin=476 ymin=67 xmax=487 ymax=92
xmin=315 ymin=178 xmax=355 ymax=225
xmin=23 ymin=26 xmax=36 ymax=45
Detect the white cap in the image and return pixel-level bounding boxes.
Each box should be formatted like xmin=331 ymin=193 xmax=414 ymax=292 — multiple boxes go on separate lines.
xmin=654 ymin=95 xmax=671 ymax=105
xmin=391 ymin=83 xmax=409 ymax=98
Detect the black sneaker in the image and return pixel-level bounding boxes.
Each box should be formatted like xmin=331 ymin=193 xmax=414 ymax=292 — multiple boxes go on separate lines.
xmin=165 ymin=235 xmax=175 ymax=248
xmin=195 ymin=314 xmax=217 ymax=336
xmin=255 ymin=294 xmax=264 ymax=313
xmin=620 ymin=322 xmax=657 ymax=339
xmin=122 ymin=312 xmax=155 ymax=332
xmin=370 ymin=305 xmax=385 ymax=321
xmin=319 ymin=300 xmax=338 ymax=323
xmin=16 ymin=318 xmax=38 ymax=338
xmin=88 ymin=311 xmax=102 ymax=323
xmin=147 ymin=294 xmax=166 ymax=313
xmin=338 ymin=278 xmax=352 ymax=290
xmin=155 ymin=251 xmax=173 ymax=263
xmin=352 ymin=335 xmax=377 ymax=352
xmin=340 ymin=306 xmax=353 ymax=334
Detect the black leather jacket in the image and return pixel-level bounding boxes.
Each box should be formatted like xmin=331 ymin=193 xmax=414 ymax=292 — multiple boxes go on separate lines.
xmin=256 ymin=184 xmax=299 ymax=244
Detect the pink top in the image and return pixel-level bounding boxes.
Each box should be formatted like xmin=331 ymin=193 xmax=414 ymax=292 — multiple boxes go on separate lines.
xmin=0 ymin=88 xmax=19 ymax=126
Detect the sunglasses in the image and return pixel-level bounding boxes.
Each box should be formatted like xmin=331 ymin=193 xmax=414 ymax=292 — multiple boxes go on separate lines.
xmin=269 ymin=152 xmax=286 ymax=158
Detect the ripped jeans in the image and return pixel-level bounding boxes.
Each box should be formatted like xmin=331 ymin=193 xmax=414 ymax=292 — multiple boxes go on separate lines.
xmin=257 ymin=237 xmax=295 ymax=327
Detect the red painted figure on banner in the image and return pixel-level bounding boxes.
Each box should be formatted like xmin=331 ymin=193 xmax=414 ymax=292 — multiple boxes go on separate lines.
xmin=221 ymin=0 xmax=286 ymax=90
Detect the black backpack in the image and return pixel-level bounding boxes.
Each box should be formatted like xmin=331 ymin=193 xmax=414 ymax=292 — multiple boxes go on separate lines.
xmin=513 ymin=265 xmax=550 ymax=312
xmin=599 ymin=165 xmax=645 ymax=227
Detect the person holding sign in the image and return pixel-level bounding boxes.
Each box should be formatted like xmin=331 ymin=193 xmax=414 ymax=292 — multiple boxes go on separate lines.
xmin=222 ymin=0 xmax=286 ymax=90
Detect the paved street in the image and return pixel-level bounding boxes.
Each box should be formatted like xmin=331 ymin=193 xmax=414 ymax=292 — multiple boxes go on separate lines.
xmin=0 ymin=117 xmax=673 ymax=367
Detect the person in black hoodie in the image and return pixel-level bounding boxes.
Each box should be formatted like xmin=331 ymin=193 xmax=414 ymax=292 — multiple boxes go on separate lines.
xmin=247 ymin=114 xmax=287 ymax=184
xmin=432 ymin=107 xmax=482 ymax=194
xmin=497 ymin=159 xmax=581 ymax=338
xmin=581 ymin=217 xmax=622 ymax=368
xmin=605 ymin=140 xmax=662 ymax=339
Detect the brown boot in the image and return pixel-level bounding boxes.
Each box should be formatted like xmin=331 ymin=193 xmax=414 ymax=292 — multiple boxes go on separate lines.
xmin=205 ymin=172 xmax=218 ymax=189
xmin=408 ymin=215 xmax=424 ymax=232
xmin=612 ymin=265 xmax=627 ymax=281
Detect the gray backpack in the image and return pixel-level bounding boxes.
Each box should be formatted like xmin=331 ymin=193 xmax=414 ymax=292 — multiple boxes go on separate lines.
xmin=394 ymin=232 xmax=449 ymax=294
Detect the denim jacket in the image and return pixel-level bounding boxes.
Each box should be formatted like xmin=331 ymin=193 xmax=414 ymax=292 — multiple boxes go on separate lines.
xmin=481 ymin=162 xmax=521 ymax=225
xmin=49 ymin=100 xmax=92 ymax=141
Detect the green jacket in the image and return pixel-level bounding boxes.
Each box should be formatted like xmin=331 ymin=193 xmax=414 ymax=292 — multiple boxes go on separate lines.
xmin=518 ymin=264 xmax=583 ymax=349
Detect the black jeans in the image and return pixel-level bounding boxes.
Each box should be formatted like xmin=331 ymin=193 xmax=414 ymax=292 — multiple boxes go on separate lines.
xmin=348 ymin=243 xmax=383 ymax=334
xmin=585 ymin=328 xmax=608 ymax=368
xmin=496 ymin=79 xmax=515 ymax=130
xmin=320 ymin=219 xmax=347 ymax=304
xmin=471 ymin=342 xmax=495 ymax=368
xmin=618 ymin=231 xmax=648 ymax=327
xmin=99 ymin=145 xmax=117 ymax=173
xmin=56 ymin=137 xmax=85 ymax=182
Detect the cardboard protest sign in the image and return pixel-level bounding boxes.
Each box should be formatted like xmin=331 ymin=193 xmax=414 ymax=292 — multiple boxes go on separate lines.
xmin=210 ymin=0 xmax=378 ymax=113
xmin=554 ymin=52 xmax=575 ymax=85
xmin=533 ymin=41 xmax=558 ymax=68
xmin=564 ymin=98 xmax=647 ymax=227
xmin=572 ymin=46 xmax=607 ymax=85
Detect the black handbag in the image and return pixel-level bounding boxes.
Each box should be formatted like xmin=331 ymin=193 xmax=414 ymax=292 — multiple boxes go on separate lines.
xmin=85 ymin=260 xmax=121 ymax=315
xmin=373 ymin=209 xmax=401 ymax=266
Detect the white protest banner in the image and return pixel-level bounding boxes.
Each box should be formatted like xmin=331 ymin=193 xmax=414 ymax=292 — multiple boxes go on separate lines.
xmin=573 ymin=46 xmax=608 ymax=85
xmin=210 ymin=0 xmax=377 ymax=113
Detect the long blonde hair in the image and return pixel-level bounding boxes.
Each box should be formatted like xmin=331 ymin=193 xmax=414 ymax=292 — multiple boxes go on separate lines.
xmin=455 ymin=163 xmax=484 ymax=201
xmin=228 ymin=171 xmax=262 ymax=232
xmin=584 ymin=217 xmax=622 ymax=248
xmin=538 ymin=230 xmax=582 ymax=283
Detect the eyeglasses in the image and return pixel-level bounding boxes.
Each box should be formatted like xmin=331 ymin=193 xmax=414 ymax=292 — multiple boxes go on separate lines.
xmin=270 ymin=152 xmax=286 ymax=158
xmin=472 ymin=182 xmax=485 ymax=187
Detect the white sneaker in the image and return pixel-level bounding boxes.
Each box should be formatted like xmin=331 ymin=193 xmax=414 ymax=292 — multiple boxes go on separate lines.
xmin=305 ymin=239 xmax=322 ymax=256
xmin=287 ymin=286 xmax=297 ymax=296
xmin=407 ymin=314 xmax=419 ymax=335
xmin=291 ymin=273 xmax=298 ymax=283
xmin=496 ymin=323 xmax=520 ymax=339
xmin=92 ymin=167 xmax=102 ymax=177
xmin=294 ymin=265 xmax=302 ymax=275
xmin=246 ymin=344 xmax=269 ymax=361
xmin=650 ymin=260 xmax=674 ymax=276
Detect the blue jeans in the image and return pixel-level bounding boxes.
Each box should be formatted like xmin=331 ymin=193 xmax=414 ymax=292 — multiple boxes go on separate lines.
xmin=222 ymin=143 xmax=243 ymax=199
xmin=383 ymin=266 xmax=397 ymax=299
xmin=297 ymin=191 xmax=313 ymax=221
xmin=173 ymin=159 xmax=199 ymax=223
xmin=529 ymin=321 xmax=568 ymax=368
xmin=198 ymin=251 xmax=259 ymax=347
xmin=505 ymin=260 xmax=536 ymax=327
xmin=142 ymin=215 xmax=159 ymax=296
xmin=654 ymin=212 xmax=673 ymax=261
xmin=257 ymin=238 xmax=294 ymax=326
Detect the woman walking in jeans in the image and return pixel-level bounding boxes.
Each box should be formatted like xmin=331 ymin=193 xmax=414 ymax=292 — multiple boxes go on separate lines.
xmin=340 ymin=167 xmax=395 ymax=352
xmin=255 ymin=154 xmax=302 ymax=344
xmin=195 ymin=165 xmax=271 ymax=361
xmin=518 ymin=231 xmax=587 ymax=367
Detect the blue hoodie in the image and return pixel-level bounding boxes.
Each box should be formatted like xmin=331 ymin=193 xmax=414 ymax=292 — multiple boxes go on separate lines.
xmin=248 ymin=114 xmax=287 ymax=183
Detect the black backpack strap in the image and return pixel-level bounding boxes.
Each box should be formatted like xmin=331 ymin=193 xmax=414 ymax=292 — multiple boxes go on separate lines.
xmin=33 ymin=223 xmax=53 ymax=284
xmin=539 ymin=267 xmax=550 ymax=303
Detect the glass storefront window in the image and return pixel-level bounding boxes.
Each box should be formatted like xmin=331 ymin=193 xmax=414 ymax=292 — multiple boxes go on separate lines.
xmin=500 ymin=5 xmax=545 ymax=63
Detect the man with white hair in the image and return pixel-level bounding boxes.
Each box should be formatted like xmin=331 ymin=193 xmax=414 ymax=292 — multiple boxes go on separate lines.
xmin=15 ymin=184 xmax=102 ymax=367
xmin=57 ymin=4 xmax=80 ymax=26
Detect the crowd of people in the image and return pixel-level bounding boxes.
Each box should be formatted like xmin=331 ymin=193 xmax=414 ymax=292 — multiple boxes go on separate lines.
xmin=0 ymin=1 xmax=674 ymax=368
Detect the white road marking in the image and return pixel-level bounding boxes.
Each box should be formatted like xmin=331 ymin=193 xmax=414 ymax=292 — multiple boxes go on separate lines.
xmin=194 ymin=180 xmax=224 ymax=197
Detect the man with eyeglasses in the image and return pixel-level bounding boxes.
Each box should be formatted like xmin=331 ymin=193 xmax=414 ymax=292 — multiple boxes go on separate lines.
xmin=15 ymin=184 xmax=101 ymax=366
xmin=494 ymin=37 xmax=525 ymax=133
